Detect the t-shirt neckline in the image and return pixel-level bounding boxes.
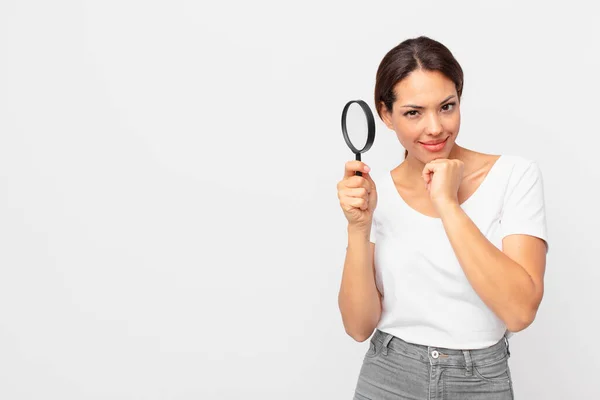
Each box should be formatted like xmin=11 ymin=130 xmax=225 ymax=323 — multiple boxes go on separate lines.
xmin=387 ymin=155 xmax=505 ymax=221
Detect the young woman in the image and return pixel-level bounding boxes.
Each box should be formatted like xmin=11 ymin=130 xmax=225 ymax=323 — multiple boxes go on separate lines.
xmin=337 ymin=36 xmax=548 ymax=400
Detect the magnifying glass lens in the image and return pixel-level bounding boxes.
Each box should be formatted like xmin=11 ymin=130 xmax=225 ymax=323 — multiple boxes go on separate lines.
xmin=345 ymin=102 xmax=369 ymax=151
xmin=341 ymin=99 xmax=376 ymax=177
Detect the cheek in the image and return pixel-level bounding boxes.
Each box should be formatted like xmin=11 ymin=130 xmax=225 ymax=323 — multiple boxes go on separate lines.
xmin=450 ymin=111 xmax=461 ymax=130
xmin=393 ymin=120 xmax=420 ymax=144
xmin=442 ymin=113 xmax=461 ymax=135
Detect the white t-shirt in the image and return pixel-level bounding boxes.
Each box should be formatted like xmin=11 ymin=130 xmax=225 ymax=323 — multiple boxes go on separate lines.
xmin=369 ymin=154 xmax=549 ymax=349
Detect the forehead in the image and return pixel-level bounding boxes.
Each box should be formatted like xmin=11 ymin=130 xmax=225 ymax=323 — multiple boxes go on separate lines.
xmin=393 ymin=69 xmax=456 ymax=103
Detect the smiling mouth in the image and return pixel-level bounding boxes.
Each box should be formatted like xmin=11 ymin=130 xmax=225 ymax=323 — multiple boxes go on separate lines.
xmin=419 ymin=137 xmax=449 ymax=145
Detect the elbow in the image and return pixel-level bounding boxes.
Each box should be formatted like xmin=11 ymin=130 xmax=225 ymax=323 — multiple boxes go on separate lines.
xmin=346 ymin=327 xmax=374 ymax=343
xmin=338 ymin=297 xmax=380 ymax=343
xmin=340 ymin=315 xmax=378 ymax=342
xmin=507 ymin=285 xmax=544 ymax=333
xmin=506 ymin=315 xmax=534 ymax=333
xmin=506 ymin=301 xmax=542 ymax=333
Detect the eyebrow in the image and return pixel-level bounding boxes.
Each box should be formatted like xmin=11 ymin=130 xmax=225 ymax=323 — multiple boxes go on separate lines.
xmin=400 ymin=95 xmax=456 ymax=109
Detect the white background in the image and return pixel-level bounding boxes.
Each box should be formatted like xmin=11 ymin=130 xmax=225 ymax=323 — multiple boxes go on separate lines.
xmin=1 ymin=1 xmax=598 ymax=398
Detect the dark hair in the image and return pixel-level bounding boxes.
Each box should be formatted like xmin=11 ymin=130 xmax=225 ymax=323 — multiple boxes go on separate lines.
xmin=374 ymin=36 xmax=464 ymax=158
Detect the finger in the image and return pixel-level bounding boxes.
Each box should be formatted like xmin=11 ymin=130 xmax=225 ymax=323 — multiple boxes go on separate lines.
xmin=341 ymin=196 xmax=367 ymax=211
xmin=343 ymin=187 xmax=370 ymax=199
xmin=344 ymin=175 xmax=371 ymax=190
xmin=350 ymin=197 xmax=368 ymax=210
xmin=422 ymin=163 xmax=435 ymax=184
xmin=344 ymin=160 xmax=371 ymax=178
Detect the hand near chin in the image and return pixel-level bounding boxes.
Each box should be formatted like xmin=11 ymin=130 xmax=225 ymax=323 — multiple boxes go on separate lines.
xmin=422 ymin=158 xmax=464 ymax=214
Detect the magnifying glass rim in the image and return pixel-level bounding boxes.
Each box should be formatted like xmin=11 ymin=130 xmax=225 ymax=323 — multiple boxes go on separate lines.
xmin=341 ymin=99 xmax=376 ymax=154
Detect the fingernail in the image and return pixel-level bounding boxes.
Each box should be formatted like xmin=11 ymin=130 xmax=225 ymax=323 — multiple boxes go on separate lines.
xmin=364 ymin=165 xmax=370 ymax=172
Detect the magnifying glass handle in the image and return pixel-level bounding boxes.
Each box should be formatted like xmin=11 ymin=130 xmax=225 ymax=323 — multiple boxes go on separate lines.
xmin=355 ymin=153 xmax=362 ymax=177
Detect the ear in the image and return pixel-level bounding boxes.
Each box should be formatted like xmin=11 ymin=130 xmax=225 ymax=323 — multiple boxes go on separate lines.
xmin=379 ymin=101 xmax=394 ymax=130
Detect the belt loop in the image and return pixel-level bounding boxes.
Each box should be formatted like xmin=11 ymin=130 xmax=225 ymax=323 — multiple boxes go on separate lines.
xmin=381 ymin=333 xmax=393 ymax=356
xmin=504 ymin=334 xmax=511 ymax=357
xmin=462 ymin=350 xmax=473 ymax=376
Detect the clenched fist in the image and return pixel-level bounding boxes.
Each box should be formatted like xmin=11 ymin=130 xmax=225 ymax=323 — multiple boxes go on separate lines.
xmin=337 ymin=160 xmax=378 ymax=230
xmin=422 ymin=158 xmax=464 ymax=214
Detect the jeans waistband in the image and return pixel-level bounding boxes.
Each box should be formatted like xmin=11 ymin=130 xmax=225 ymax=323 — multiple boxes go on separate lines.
xmin=371 ymin=329 xmax=510 ymax=369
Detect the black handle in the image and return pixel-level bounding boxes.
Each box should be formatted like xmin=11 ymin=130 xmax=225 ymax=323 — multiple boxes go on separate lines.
xmin=355 ymin=152 xmax=362 ymax=176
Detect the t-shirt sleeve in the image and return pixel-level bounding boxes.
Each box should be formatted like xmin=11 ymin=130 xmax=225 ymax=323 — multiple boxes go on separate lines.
xmin=500 ymin=161 xmax=549 ymax=253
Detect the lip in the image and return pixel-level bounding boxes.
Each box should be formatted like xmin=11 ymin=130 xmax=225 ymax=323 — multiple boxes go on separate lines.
xmin=419 ymin=137 xmax=449 ymax=152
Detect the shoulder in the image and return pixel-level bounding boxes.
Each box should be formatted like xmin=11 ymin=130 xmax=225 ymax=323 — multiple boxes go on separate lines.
xmin=499 ymin=154 xmax=537 ymax=167
xmin=467 ymin=152 xmax=537 ymax=182
xmin=498 ymin=154 xmax=543 ymax=179
xmin=494 ymin=155 xmax=545 ymax=203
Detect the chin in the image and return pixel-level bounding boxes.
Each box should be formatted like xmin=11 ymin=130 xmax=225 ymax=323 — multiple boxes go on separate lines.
xmin=417 ymin=148 xmax=451 ymax=159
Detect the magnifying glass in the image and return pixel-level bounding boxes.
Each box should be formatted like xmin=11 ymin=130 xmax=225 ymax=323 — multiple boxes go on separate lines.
xmin=341 ymin=100 xmax=376 ymax=176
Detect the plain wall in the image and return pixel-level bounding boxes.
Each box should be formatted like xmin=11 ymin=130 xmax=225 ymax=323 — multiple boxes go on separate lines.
xmin=0 ymin=0 xmax=598 ymax=398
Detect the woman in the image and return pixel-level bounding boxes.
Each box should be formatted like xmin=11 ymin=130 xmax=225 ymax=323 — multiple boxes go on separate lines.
xmin=337 ymin=36 xmax=548 ymax=399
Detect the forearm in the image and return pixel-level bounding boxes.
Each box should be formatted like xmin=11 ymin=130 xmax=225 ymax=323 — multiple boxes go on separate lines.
xmin=338 ymin=225 xmax=381 ymax=342
xmin=439 ymin=203 xmax=537 ymax=332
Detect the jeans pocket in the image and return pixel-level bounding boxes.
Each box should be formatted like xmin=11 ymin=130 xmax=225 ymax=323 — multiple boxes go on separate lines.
xmin=473 ymin=356 xmax=511 ymax=383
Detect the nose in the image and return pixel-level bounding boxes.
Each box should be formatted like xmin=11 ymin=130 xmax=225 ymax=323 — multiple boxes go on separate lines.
xmin=425 ymin=112 xmax=443 ymax=135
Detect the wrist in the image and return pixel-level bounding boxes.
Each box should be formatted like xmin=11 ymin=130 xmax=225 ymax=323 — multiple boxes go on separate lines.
xmin=436 ymin=200 xmax=461 ymax=218
xmin=347 ymin=223 xmax=371 ymax=239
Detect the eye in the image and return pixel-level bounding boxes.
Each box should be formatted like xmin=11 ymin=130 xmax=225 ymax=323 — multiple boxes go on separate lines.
xmin=441 ymin=102 xmax=456 ymax=112
xmin=403 ymin=110 xmax=419 ymax=117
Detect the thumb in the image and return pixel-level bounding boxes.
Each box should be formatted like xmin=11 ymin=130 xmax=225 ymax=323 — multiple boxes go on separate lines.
xmin=422 ymin=164 xmax=434 ymax=185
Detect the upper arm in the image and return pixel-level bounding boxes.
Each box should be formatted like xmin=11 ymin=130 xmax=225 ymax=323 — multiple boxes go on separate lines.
xmin=499 ymin=159 xmax=549 ymax=307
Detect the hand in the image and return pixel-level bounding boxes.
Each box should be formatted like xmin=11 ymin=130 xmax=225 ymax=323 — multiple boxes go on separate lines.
xmin=337 ymin=160 xmax=378 ymax=230
xmin=422 ymin=158 xmax=464 ymax=214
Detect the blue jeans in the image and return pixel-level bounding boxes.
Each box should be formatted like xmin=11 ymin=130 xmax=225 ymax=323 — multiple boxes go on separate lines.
xmin=353 ymin=329 xmax=514 ymax=399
